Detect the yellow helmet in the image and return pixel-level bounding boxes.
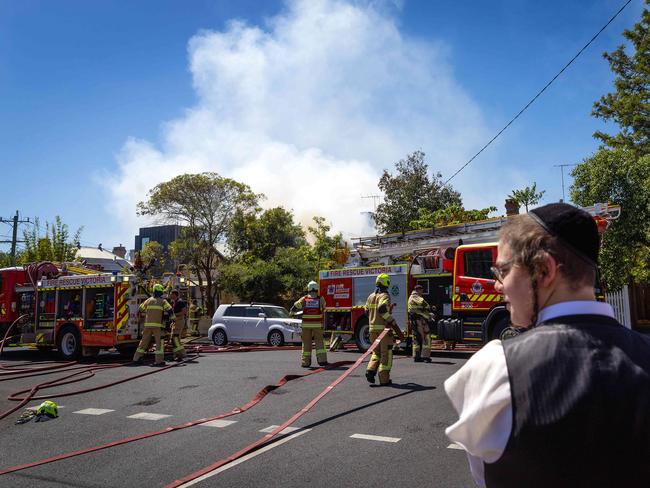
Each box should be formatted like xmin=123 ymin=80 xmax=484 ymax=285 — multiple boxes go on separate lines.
xmin=36 ymin=400 xmax=58 ymax=418
xmin=376 ymin=273 xmax=390 ymax=288
xmin=153 ymin=284 xmax=165 ymax=293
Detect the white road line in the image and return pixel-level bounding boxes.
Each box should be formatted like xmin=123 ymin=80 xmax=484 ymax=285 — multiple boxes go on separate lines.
xmin=73 ymin=408 xmax=115 ymax=416
xmin=127 ymin=412 xmax=171 ymax=420
xmin=350 ymin=433 xmax=401 ymax=443
xmin=201 ymin=419 xmax=238 ymax=428
xmin=447 ymin=443 xmax=465 ymax=450
xmin=259 ymin=425 xmax=302 ymax=434
xmin=176 ymin=428 xmax=311 ymax=487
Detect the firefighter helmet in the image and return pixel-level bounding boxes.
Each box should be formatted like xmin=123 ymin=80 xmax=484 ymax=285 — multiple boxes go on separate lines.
xmin=307 ymin=281 xmax=318 ymax=292
xmin=36 ymin=400 xmax=58 ymax=418
xmin=376 ymin=273 xmax=390 ymax=288
xmin=153 ymin=284 xmax=165 ymax=296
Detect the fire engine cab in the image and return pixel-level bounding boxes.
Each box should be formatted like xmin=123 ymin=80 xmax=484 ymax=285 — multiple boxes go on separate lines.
xmin=320 ymin=203 xmax=620 ymax=351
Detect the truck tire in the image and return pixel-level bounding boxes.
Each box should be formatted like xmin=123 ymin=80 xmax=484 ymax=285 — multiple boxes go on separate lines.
xmin=57 ymin=325 xmax=82 ymax=360
xmin=354 ymin=317 xmax=370 ymax=352
xmin=489 ymin=316 xmax=510 ymax=341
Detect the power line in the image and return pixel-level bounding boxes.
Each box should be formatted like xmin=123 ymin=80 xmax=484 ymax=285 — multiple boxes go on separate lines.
xmin=444 ymin=0 xmax=633 ymax=185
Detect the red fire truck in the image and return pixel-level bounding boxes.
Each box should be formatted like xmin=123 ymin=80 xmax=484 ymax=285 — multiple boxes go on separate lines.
xmin=0 ymin=263 xmax=149 ymax=359
xmin=320 ymin=203 xmax=620 ymax=351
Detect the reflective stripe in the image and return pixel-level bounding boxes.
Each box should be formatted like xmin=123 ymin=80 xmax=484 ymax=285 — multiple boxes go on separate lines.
xmin=316 ymin=348 xmax=327 ymax=354
xmin=303 ymin=314 xmax=323 ymax=319
xmin=145 ymin=305 xmax=164 ymax=310
xmin=145 ymin=323 xmax=164 ymax=328
xmin=136 ymin=348 xmax=145 ymax=353
xmin=301 ymin=324 xmax=322 ymax=329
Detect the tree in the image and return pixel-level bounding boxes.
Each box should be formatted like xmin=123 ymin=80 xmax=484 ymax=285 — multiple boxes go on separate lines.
xmin=409 ymin=204 xmax=497 ymax=229
xmin=507 ymin=183 xmax=546 ymax=212
xmin=20 ymin=216 xmax=82 ymax=264
xmin=137 ymin=173 xmax=260 ymax=316
xmin=140 ymin=241 xmax=167 ymax=279
xmin=374 ymin=151 xmax=462 ymax=234
xmin=592 ymin=2 xmax=650 ymax=154
xmin=571 ymin=148 xmax=650 ymax=289
xmin=307 ymin=216 xmax=345 ymax=270
xmin=228 ymin=207 xmax=306 ymax=261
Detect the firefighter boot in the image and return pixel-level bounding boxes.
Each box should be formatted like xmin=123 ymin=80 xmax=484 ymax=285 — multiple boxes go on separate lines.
xmin=365 ymin=370 xmax=376 ymax=384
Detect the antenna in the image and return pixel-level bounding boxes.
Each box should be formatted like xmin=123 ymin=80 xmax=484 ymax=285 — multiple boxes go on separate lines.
xmin=361 ymin=194 xmax=381 ymax=212
xmin=553 ymin=164 xmax=578 ymax=202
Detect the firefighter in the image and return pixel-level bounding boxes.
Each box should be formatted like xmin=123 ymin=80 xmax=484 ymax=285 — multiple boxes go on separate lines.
xmin=408 ymin=284 xmax=433 ymax=363
xmin=291 ymin=281 xmax=328 ymax=368
xmin=365 ymin=273 xmax=405 ymax=386
xmin=133 ymin=284 xmax=174 ymax=366
xmin=169 ymin=290 xmax=187 ymax=361
xmin=188 ymin=299 xmax=202 ymax=336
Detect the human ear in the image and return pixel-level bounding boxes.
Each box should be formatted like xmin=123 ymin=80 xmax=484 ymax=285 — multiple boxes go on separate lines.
xmin=539 ymin=252 xmax=558 ymax=287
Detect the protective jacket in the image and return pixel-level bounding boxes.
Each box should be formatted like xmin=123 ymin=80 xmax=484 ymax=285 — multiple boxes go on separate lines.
xmin=293 ymin=295 xmax=325 ymax=329
xmin=140 ymin=297 xmax=174 ymax=328
xmin=407 ymin=292 xmax=430 ymax=320
xmin=366 ymin=290 xmax=393 ymax=333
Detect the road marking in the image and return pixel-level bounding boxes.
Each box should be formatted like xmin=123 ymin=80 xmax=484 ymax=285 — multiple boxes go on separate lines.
xmin=259 ymin=425 xmax=302 ymax=434
xmin=73 ymin=408 xmax=115 ymax=416
xmin=447 ymin=443 xmax=464 ymax=450
xmin=127 ymin=412 xmax=171 ymax=420
xmin=201 ymin=419 xmax=238 ymax=428
xmin=350 ymin=433 xmax=401 ymax=443
xmin=176 ymin=428 xmax=311 ymax=487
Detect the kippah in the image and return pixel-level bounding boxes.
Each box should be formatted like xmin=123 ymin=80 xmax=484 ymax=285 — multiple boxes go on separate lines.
xmin=528 ymin=203 xmax=599 ymax=267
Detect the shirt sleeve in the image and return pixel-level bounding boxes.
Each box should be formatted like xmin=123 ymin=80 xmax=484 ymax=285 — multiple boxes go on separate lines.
xmin=293 ymin=297 xmax=304 ymax=310
xmin=444 ymin=340 xmax=512 ymax=487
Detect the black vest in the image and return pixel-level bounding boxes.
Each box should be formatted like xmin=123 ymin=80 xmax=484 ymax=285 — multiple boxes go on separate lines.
xmin=485 ymin=315 xmax=650 ymax=488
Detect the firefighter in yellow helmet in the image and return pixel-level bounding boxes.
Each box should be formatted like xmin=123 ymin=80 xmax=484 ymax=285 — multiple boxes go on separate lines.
xmin=408 ymin=284 xmax=433 ymax=363
xmin=291 ymin=280 xmax=328 ymax=368
xmin=365 ymin=273 xmax=405 ymax=386
xmin=133 ymin=284 xmax=175 ymax=366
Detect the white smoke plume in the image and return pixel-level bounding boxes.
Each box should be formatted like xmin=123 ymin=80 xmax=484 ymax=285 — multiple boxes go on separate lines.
xmin=104 ymin=0 xmax=490 ymax=242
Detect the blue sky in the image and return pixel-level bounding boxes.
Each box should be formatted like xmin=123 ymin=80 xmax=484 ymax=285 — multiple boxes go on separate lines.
xmin=0 ymin=0 xmax=643 ymax=253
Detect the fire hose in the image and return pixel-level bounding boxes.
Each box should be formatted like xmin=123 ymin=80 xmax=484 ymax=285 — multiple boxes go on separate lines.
xmin=0 ymin=328 xmax=390 ymax=482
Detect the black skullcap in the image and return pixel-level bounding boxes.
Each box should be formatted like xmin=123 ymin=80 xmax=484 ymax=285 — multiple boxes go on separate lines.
xmin=528 ymin=203 xmax=599 ymax=267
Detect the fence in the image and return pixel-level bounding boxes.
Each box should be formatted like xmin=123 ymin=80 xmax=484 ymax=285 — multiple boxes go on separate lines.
xmin=606 ymin=285 xmax=632 ymax=328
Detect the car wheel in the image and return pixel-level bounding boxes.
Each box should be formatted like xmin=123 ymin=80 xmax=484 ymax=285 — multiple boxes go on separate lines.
xmin=212 ymin=329 xmax=228 ymax=346
xmin=354 ymin=317 xmax=370 ymax=352
xmin=268 ymin=330 xmax=285 ymax=347
xmin=57 ymin=325 xmax=81 ymax=360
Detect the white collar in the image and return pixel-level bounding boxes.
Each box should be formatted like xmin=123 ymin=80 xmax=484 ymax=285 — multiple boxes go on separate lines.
xmin=536 ymin=300 xmax=616 ymax=325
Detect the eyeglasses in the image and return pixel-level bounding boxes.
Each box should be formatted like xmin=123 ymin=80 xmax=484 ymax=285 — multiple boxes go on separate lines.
xmin=490 ymin=262 xmax=513 ymax=283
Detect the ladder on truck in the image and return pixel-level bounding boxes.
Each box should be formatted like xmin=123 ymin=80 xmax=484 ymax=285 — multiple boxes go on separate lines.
xmin=351 ymin=202 xmax=621 ymax=263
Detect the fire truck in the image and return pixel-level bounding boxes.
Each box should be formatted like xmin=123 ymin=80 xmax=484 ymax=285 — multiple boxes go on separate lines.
xmin=0 ymin=262 xmax=154 ymax=359
xmin=320 ymin=203 xmax=620 ymax=351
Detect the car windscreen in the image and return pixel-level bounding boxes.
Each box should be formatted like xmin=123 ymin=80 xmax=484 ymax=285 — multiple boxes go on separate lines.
xmin=261 ymin=306 xmax=290 ymax=318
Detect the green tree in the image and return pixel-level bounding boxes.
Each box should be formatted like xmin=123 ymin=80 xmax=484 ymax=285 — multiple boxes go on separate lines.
xmin=228 ymin=207 xmax=306 ymax=261
xmin=592 ymin=2 xmax=650 ymax=154
xmin=20 ymin=217 xmax=83 ymax=264
xmin=374 ymin=150 xmax=462 ymax=234
xmin=409 ymin=204 xmax=497 ymax=229
xmin=507 ymin=183 xmax=546 ymax=212
xmin=137 ymin=173 xmax=260 ymax=316
xmin=140 ymin=241 xmax=167 ymax=279
xmin=307 ymin=216 xmax=345 ymax=270
xmin=571 ymin=148 xmax=650 ymax=289
xmin=0 ymin=251 xmax=15 ymax=267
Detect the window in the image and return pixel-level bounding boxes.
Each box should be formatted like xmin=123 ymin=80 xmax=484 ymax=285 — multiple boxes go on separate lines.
xmin=463 ymin=249 xmax=493 ymax=280
xmin=262 ymin=306 xmax=290 ymax=318
xmin=224 ymin=306 xmax=246 ymax=317
xmin=245 ymin=307 xmax=263 ymax=317
xmin=57 ymin=289 xmax=83 ymax=319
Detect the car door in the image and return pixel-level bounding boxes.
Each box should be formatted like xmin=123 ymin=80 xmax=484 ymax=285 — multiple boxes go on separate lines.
xmin=223 ymin=306 xmax=246 ymax=341
xmin=243 ymin=307 xmax=266 ymax=342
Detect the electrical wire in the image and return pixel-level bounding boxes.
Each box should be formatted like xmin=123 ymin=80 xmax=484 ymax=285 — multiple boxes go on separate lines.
xmin=443 ymin=0 xmax=633 ymax=185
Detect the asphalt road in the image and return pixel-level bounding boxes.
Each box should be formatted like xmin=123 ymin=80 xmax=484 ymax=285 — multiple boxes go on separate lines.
xmin=0 ymin=345 xmax=475 ymax=488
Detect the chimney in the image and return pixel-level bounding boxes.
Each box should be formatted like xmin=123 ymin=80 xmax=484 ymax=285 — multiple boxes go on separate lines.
xmin=112 ymin=244 xmax=127 ymax=259
xmin=505 ymin=199 xmax=520 ymax=216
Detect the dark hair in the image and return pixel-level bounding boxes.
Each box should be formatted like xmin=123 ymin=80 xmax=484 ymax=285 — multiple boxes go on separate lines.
xmin=170 ymin=290 xmax=179 ymax=296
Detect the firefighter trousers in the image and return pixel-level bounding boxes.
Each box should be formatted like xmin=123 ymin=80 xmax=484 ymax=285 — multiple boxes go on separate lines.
xmin=301 ymin=326 xmax=327 ymax=367
xmin=367 ymin=330 xmax=394 ymax=385
xmin=412 ymin=318 xmax=431 ymax=360
xmin=170 ymin=335 xmax=186 ymax=360
xmin=133 ymin=327 xmax=165 ymax=364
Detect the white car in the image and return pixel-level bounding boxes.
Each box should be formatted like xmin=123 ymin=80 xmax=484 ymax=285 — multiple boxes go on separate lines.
xmin=208 ymin=303 xmax=303 ymax=347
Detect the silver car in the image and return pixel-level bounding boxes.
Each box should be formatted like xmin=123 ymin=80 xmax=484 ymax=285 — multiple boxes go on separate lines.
xmin=208 ymin=303 xmax=302 ymax=347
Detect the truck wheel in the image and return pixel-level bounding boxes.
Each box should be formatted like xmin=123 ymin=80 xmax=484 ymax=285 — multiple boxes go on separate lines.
xmin=354 ymin=318 xmax=370 ymax=352
xmin=489 ymin=316 xmax=510 ymax=341
xmin=57 ymin=326 xmax=81 ymax=360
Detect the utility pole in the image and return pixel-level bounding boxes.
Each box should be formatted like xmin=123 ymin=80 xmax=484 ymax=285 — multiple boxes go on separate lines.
xmin=0 ymin=211 xmax=31 ymax=265
xmin=553 ymin=164 xmax=578 ymax=203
